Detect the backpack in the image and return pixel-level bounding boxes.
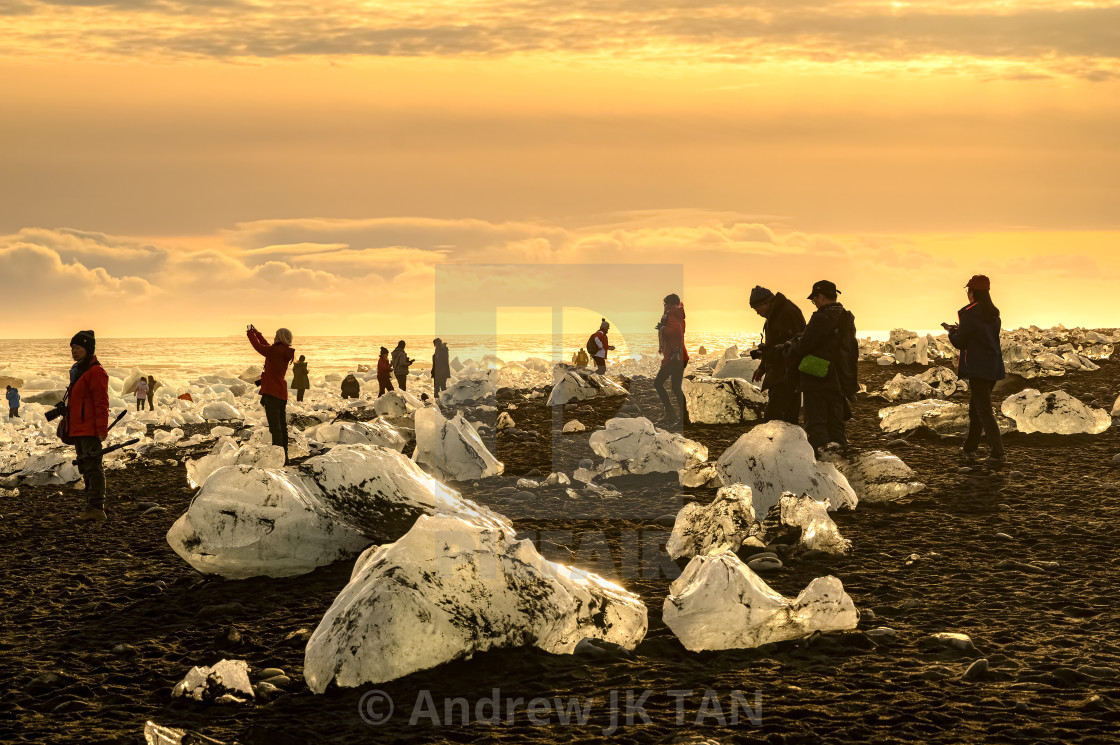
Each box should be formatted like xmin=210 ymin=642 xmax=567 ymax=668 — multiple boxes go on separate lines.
xmin=586 ymin=334 xmax=599 ymax=357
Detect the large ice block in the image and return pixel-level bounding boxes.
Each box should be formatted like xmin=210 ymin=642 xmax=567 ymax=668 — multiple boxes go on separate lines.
xmin=778 ymin=493 xmax=851 ymax=555
xmin=1000 ymin=389 xmax=1111 ymax=435
xmin=835 ymin=450 xmax=925 ymax=503
xmin=714 ymin=421 xmax=856 ymax=514
xmin=589 ymin=417 xmax=708 ymax=475
xmin=302 ymin=420 xmax=407 ymax=452
xmin=662 ymin=548 xmax=858 ymax=651
xmin=185 ymin=436 xmax=286 ymax=489
xmin=412 ymin=406 xmax=504 ymax=481
xmin=546 ymin=367 xmax=627 ymax=406
xmin=303 ymin=514 xmax=648 ymax=691
xmin=666 ymin=484 xmax=759 ymax=560
xmin=682 ymin=377 xmax=767 ymax=424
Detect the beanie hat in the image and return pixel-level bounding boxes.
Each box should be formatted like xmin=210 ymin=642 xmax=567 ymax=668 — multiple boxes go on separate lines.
xmin=600 ymin=318 xmax=609 ymax=330
xmin=966 ymin=274 xmax=991 ymax=291
xmin=70 ymin=330 xmax=96 ymax=356
xmin=748 ymin=286 xmax=774 ymax=308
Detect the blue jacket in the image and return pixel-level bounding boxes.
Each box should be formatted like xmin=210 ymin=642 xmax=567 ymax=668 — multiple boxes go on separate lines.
xmin=5 ymin=388 xmax=18 ymax=408
xmin=948 ymin=303 xmax=1005 ymax=381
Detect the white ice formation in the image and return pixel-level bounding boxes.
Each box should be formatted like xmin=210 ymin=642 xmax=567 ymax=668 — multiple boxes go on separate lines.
xmin=302 ymin=420 xmax=407 ymax=452
xmin=662 ymin=548 xmax=858 ymax=651
xmin=682 ymin=377 xmax=767 ymax=424
xmin=546 ymin=367 xmax=627 ymax=406
xmin=715 ymin=421 xmax=857 ymax=514
xmin=589 ymin=417 xmax=708 ymax=475
xmin=835 ymin=450 xmax=926 ymax=503
xmin=168 ymin=444 xmax=507 ymax=579
xmin=1000 ymin=389 xmax=1111 ymax=435
xmin=185 ymin=436 xmax=286 ymax=489
xmin=778 ymin=493 xmax=851 ymax=555
xmin=666 ymin=484 xmax=759 ymax=560
xmin=878 ymin=399 xmax=1016 ymax=436
xmin=303 ymin=514 xmax=648 ymax=691
xmin=412 ymin=407 xmax=504 ymax=481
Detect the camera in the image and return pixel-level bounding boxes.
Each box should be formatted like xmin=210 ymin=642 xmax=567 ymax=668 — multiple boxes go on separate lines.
xmin=749 ymin=345 xmax=768 ymax=360
xmin=44 ymin=401 xmax=66 ymax=422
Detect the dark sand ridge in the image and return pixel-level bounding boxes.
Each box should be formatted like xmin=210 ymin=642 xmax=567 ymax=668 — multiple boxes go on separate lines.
xmin=2 ymin=359 xmax=1119 ymax=744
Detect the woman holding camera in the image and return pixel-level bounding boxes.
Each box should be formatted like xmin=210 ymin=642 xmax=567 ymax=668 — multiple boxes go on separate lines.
xmin=945 ymin=275 xmax=1006 ymax=466
xmin=247 ymin=324 xmax=295 ymax=464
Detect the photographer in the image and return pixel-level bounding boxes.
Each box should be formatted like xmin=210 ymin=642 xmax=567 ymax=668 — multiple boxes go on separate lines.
xmin=654 ymin=294 xmax=688 ymax=427
xmin=247 ymin=324 xmax=295 ymax=464
xmin=391 ymin=340 xmax=414 ymax=391
xmin=747 ymin=285 xmax=806 ymax=424
xmin=63 ymin=330 xmax=110 ymax=522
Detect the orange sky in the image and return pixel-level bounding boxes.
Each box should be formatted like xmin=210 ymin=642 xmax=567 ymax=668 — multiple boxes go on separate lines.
xmin=1 ymin=1 xmax=1118 ymax=337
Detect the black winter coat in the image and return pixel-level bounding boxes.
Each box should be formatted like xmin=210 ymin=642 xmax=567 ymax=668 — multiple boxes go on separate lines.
xmin=759 ymin=293 xmax=807 ymax=389
xmin=786 ymin=302 xmax=858 ymax=395
xmin=432 ymin=345 xmax=451 ymax=382
xmin=948 ymin=303 xmax=1005 ymax=381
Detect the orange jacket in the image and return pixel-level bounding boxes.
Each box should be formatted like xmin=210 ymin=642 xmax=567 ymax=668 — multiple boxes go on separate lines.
xmin=247 ymin=328 xmax=294 ymax=401
xmin=660 ymin=304 xmax=689 ymax=366
xmin=67 ymin=359 xmax=110 ymax=439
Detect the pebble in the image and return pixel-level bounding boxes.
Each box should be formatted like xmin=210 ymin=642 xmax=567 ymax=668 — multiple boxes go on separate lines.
xmin=653 ymin=514 xmax=677 ymax=528
xmin=962 ymin=658 xmax=990 ymax=681
xmin=995 ymin=560 xmax=1047 ymax=574
xmin=1013 ymin=701 xmax=1030 ymax=713
xmin=111 ymin=643 xmax=137 ymax=656
xmin=265 ymin=675 xmax=292 ymax=688
xmin=574 ymin=637 xmax=633 ymax=659
xmin=136 ymin=501 xmax=159 ymax=510
xmin=887 ymin=439 xmax=909 ymax=448
xmin=1111 ymin=454 xmax=1120 ymax=467
xmin=997 ymin=504 xmax=1012 ymax=511
xmin=579 ymin=459 xmax=594 ymax=471
xmin=1076 ymin=665 xmax=1118 ymax=679
xmin=1008 ymin=471 xmax=1024 ymax=479
xmin=142 ymin=506 xmax=166 ymax=515
xmin=223 ymin=626 xmax=243 ymax=644
xmin=27 ymin=672 xmax=63 ymax=693
xmin=254 ymin=681 xmax=281 ymax=698
xmin=994 ymin=532 xmax=1014 ymax=541
xmin=1033 ymin=561 xmax=1060 ymax=570
xmin=901 ymin=598 xmax=922 ymax=609
xmin=865 ymin=627 xmax=898 ymax=642
xmin=905 ymin=553 xmax=922 ymax=565
xmin=747 ymin=556 xmax=783 ymax=572
xmin=257 ymin=668 xmax=286 ymax=680
xmin=957 ymin=467 xmax=974 ymax=475
xmin=863 ymin=609 xmax=877 ymax=620
xmin=925 ymin=632 xmax=976 ymax=652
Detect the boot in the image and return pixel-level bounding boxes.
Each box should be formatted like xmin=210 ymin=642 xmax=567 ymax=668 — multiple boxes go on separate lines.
xmin=80 ymin=506 xmax=107 ymax=522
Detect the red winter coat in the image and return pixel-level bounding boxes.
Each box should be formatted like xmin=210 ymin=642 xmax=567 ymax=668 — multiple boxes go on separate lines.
xmin=377 ymin=356 xmax=393 ymax=384
xmin=67 ymin=359 xmax=110 ymax=439
xmin=247 ymin=328 xmax=294 ymax=401
xmin=591 ymin=330 xmax=609 ymax=360
xmin=660 ymin=304 xmax=689 ymax=366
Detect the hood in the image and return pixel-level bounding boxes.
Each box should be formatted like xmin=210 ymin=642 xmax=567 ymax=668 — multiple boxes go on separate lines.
xmin=665 ymin=303 xmax=686 ymax=322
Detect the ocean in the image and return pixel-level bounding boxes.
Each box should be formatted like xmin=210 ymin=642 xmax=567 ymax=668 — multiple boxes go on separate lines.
xmin=0 ymin=330 xmax=910 ymax=379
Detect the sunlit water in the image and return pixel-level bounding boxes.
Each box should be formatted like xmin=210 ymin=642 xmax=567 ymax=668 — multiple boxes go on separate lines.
xmin=0 ymin=330 xmax=906 ymax=379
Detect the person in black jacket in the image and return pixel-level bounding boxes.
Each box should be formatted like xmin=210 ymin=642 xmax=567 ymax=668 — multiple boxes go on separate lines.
xmin=776 ymin=280 xmax=858 ymax=456
xmin=748 ymin=285 xmax=807 ymax=424
xmin=946 ymin=274 xmax=1006 ymax=465
xmin=431 ymin=339 xmax=451 ymax=396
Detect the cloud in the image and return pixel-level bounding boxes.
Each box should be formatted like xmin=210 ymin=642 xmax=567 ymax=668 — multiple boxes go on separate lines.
xmin=0 ymin=241 xmax=155 ymax=304
xmin=5 ymin=0 xmax=1120 ymax=80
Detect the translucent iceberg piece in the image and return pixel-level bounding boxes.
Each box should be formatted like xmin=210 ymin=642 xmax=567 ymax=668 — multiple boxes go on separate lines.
xmin=200 ymin=402 xmax=243 ymax=421
xmin=185 ymin=436 xmax=285 ymax=489
xmin=662 ymin=548 xmax=858 ymax=651
xmin=878 ymin=398 xmax=1016 ymax=436
xmin=413 ymin=407 xmax=504 ymax=481
xmin=836 ymin=450 xmax=925 ymax=503
xmin=440 ymin=377 xmax=497 ymax=405
xmin=714 ymin=421 xmax=856 ymax=514
xmin=302 ymin=420 xmax=407 ymax=452
xmin=681 ymin=377 xmax=767 ymax=424
xmin=546 ymin=367 xmax=627 ymax=406
xmin=1000 ymin=389 xmax=1111 ymax=435
xmin=304 ymin=514 xmax=648 ymax=691
xmin=711 ymin=357 xmax=761 ymax=381
xmin=589 ymin=417 xmax=708 ymax=475
xmin=778 ymin=493 xmax=851 ymax=554
xmin=168 ymin=444 xmax=507 ymax=579
xmin=666 ymin=484 xmax=758 ymax=560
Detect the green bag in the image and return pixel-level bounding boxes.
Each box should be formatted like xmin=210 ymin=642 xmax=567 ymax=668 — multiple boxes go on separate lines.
xmin=798 ymin=354 xmax=831 ymax=378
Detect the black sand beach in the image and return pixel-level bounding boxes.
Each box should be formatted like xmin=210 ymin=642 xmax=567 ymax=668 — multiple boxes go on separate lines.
xmin=2 ymin=360 xmax=1119 ymax=744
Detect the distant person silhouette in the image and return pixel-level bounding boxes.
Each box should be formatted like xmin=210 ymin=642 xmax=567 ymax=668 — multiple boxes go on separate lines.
xmin=292 ymin=355 xmax=310 ymax=402
xmin=588 ymin=319 xmax=615 ymax=375
xmin=341 ymin=372 xmax=361 ymax=399
xmin=6 ymin=384 xmax=19 ymax=419
xmin=654 ymin=294 xmax=688 ymax=427
xmin=134 ymin=376 xmax=149 ymax=411
xmin=246 ymin=324 xmax=295 ymax=465
xmin=391 ymin=340 xmax=414 ymax=391
xmin=377 ymin=347 xmax=394 ymax=397
xmin=573 ymin=348 xmax=589 ymax=368
xmin=748 ymin=285 xmax=806 ymax=424
xmin=432 ymin=338 xmax=451 ymax=396
xmin=945 ymin=275 xmax=1006 ymax=466
xmin=146 ymin=375 xmax=157 ymax=410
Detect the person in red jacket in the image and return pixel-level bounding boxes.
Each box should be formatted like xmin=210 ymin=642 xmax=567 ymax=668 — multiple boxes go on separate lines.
xmin=66 ymin=330 xmax=111 ymax=522
xmin=654 ymin=294 xmax=689 ymax=427
xmin=589 ymin=320 xmax=615 ymax=375
xmin=376 ymin=346 xmax=394 ymax=397
xmin=247 ymin=324 xmax=295 ymax=464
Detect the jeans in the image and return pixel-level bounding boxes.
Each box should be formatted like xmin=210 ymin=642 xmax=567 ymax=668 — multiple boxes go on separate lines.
xmin=964 ymin=377 xmax=1004 ymax=456
xmin=74 ymin=436 xmax=106 ymax=509
xmin=803 ymin=389 xmax=847 ymax=451
xmin=261 ymin=394 xmax=289 ymax=462
xmin=395 ymin=373 xmax=408 ymax=391
xmin=654 ymin=359 xmax=686 ymax=422
xmin=764 ymin=381 xmax=801 ymax=424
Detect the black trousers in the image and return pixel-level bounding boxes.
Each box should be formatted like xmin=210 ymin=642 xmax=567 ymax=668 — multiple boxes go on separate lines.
xmin=261 ymin=394 xmax=289 ymax=461
xmin=74 ymin=436 xmax=106 ymax=509
xmin=764 ymin=381 xmax=801 ymax=424
xmin=295 ymin=388 xmax=305 ymax=402
xmin=594 ymin=358 xmax=606 ymax=375
xmin=147 ymin=393 xmax=154 ymax=409
xmin=654 ymin=359 xmax=686 ymax=421
xmin=136 ymin=398 xmax=146 ymax=411
xmin=395 ymin=373 xmax=408 ymax=391
xmin=964 ymin=377 xmax=1004 ymax=456
xmin=803 ymin=389 xmax=847 ymax=451
xmin=434 ymin=377 xmax=448 ymax=395
xmin=8 ymin=408 xmax=17 ymax=418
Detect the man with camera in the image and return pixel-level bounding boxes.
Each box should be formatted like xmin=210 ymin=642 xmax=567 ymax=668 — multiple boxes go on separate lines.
xmin=55 ymin=330 xmax=111 ymax=522
xmin=773 ymin=281 xmax=858 ymax=457
xmin=747 ymin=285 xmax=806 ymax=424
